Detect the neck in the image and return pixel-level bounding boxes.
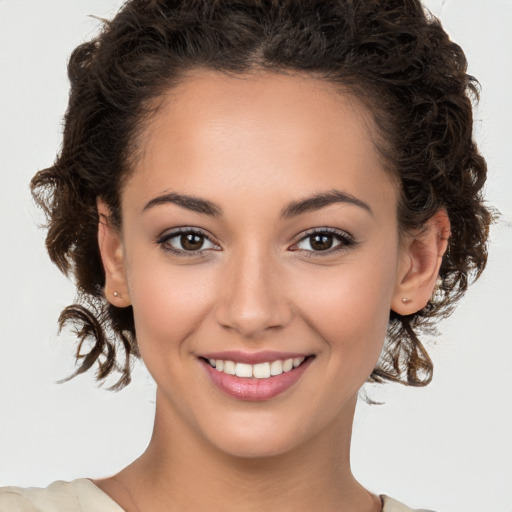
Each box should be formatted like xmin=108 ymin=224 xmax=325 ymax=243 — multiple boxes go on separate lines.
xmin=109 ymin=391 xmax=379 ymax=512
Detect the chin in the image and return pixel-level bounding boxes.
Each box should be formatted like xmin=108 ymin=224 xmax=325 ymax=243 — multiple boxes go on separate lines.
xmin=212 ymin=432 xmax=302 ymax=460
xmin=198 ymin=411 xmax=319 ymax=461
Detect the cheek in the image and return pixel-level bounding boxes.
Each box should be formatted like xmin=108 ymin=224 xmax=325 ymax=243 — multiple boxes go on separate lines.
xmin=126 ymin=252 xmax=213 ymax=354
xmin=290 ymin=253 xmax=397 ymax=369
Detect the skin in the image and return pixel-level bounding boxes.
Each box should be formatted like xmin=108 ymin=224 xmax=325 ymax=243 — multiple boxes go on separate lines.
xmin=94 ymin=70 xmax=449 ymax=512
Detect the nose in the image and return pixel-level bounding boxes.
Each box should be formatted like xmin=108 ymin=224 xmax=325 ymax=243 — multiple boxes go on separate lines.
xmin=214 ymin=243 xmax=293 ymax=339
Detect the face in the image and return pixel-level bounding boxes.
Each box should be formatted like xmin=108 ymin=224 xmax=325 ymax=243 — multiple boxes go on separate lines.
xmin=106 ymin=70 xmax=410 ymax=458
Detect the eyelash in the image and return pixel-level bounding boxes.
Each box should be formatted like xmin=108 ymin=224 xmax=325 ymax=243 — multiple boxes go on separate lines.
xmin=156 ymin=227 xmax=357 ymax=259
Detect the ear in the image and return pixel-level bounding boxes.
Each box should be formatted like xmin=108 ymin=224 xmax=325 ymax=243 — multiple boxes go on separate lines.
xmin=97 ymin=199 xmax=131 ymax=307
xmin=391 ymin=209 xmax=450 ymax=315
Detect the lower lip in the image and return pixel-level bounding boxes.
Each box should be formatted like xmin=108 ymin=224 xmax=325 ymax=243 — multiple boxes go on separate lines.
xmin=200 ymin=357 xmax=313 ymax=401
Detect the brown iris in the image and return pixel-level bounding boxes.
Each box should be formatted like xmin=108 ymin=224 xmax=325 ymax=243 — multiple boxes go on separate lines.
xmin=309 ymin=233 xmax=335 ymax=251
xmin=181 ymin=233 xmax=204 ymax=251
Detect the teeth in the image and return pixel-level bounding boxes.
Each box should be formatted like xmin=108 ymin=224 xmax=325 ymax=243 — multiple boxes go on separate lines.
xmin=270 ymin=360 xmax=283 ymax=376
xmin=206 ymin=356 xmax=307 ymax=379
xmin=253 ymin=362 xmax=271 ymax=379
xmin=235 ymin=363 xmax=253 ymax=378
xmin=293 ymin=357 xmax=305 ymax=368
xmin=283 ymin=358 xmax=293 ymax=372
xmin=223 ymin=360 xmax=236 ymax=375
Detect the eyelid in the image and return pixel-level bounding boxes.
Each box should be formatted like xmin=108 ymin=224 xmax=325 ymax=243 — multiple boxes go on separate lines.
xmin=156 ymin=227 xmax=220 ymax=257
xmin=156 ymin=226 xmax=356 ymax=258
xmin=291 ymin=227 xmax=356 ymax=258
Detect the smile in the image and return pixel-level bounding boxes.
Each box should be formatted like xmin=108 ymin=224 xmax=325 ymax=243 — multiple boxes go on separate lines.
xmin=199 ymin=353 xmax=314 ymax=401
xmin=206 ymin=357 xmax=306 ymax=379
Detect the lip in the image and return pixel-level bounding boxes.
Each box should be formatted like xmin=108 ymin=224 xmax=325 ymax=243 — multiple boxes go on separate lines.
xmin=200 ymin=350 xmax=310 ymax=365
xmin=200 ymin=355 xmax=314 ymax=401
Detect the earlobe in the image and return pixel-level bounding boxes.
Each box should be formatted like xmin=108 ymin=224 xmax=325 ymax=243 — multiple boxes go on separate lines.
xmin=391 ymin=209 xmax=450 ymax=315
xmin=97 ymin=200 xmax=131 ymax=307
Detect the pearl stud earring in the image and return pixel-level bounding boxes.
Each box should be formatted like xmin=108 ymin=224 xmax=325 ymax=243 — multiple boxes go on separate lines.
xmin=113 ymin=291 xmax=120 ymax=297
xmin=401 ymin=297 xmax=412 ymax=304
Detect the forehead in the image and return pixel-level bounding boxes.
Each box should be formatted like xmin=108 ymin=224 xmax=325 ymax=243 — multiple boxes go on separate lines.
xmin=138 ymin=69 xmax=378 ymax=163
xmin=125 ymin=70 xmax=397 ymax=222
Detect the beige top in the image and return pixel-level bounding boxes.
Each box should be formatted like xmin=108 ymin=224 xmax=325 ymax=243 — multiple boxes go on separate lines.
xmin=0 ymin=479 xmax=435 ymax=512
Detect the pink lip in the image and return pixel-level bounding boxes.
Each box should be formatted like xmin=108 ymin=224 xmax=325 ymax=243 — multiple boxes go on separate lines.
xmin=200 ymin=356 xmax=313 ymax=402
xmin=200 ymin=350 xmax=310 ymax=365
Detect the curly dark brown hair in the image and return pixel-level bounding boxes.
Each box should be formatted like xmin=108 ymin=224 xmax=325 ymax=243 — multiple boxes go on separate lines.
xmin=31 ymin=0 xmax=492 ymax=390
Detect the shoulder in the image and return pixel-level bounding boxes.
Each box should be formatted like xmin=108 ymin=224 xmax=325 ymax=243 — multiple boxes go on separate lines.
xmin=0 ymin=479 xmax=125 ymax=512
xmin=382 ymin=495 xmax=437 ymax=512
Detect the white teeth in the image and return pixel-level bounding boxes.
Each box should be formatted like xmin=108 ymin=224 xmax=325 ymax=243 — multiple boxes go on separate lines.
xmin=206 ymin=356 xmax=308 ymax=379
xmin=270 ymin=360 xmax=283 ymax=376
xmin=252 ymin=362 xmax=271 ymax=379
xmin=235 ymin=363 xmax=253 ymax=378
xmin=293 ymin=357 xmax=305 ymax=368
xmin=223 ymin=360 xmax=236 ymax=375
xmin=283 ymin=358 xmax=293 ymax=372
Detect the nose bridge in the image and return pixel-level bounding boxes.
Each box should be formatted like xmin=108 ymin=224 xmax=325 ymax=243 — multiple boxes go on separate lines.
xmin=215 ymin=239 xmax=291 ymax=338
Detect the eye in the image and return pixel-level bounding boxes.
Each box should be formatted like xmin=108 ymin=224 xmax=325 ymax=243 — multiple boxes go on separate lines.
xmin=157 ymin=226 xmax=356 ymax=258
xmin=157 ymin=228 xmax=219 ymax=257
xmin=292 ymin=228 xmax=356 ymax=257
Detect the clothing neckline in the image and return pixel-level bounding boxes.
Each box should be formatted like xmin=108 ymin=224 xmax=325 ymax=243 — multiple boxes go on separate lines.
xmin=78 ymin=479 xmax=126 ymax=511
xmin=82 ymin=478 xmax=397 ymax=512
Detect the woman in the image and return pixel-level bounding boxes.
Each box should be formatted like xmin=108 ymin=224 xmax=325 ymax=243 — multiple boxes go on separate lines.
xmin=0 ymin=0 xmax=498 ymax=511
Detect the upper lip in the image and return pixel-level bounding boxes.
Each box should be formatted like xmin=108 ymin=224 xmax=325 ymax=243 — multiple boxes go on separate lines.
xmin=199 ymin=350 xmax=311 ymax=365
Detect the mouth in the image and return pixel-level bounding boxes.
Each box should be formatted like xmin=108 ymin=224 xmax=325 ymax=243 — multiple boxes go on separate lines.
xmin=198 ymin=353 xmax=314 ymax=401
xmin=200 ymin=355 xmax=310 ymax=379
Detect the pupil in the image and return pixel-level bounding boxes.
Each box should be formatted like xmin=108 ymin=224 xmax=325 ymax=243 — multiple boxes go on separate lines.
xmin=311 ymin=234 xmax=333 ymax=251
xmin=182 ymin=233 xmax=203 ymax=250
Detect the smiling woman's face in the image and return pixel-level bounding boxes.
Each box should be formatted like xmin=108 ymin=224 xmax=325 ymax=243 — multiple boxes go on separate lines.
xmin=100 ymin=70 xmax=411 ymax=458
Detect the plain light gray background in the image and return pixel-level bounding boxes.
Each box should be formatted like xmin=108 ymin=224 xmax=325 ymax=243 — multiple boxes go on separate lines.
xmin=1 ymin=1 xmax=511 ymax=511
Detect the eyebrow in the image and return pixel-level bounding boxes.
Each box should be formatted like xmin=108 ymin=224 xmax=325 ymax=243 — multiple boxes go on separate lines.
xmin=143 ymin=189 xmax=373 ymax=219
